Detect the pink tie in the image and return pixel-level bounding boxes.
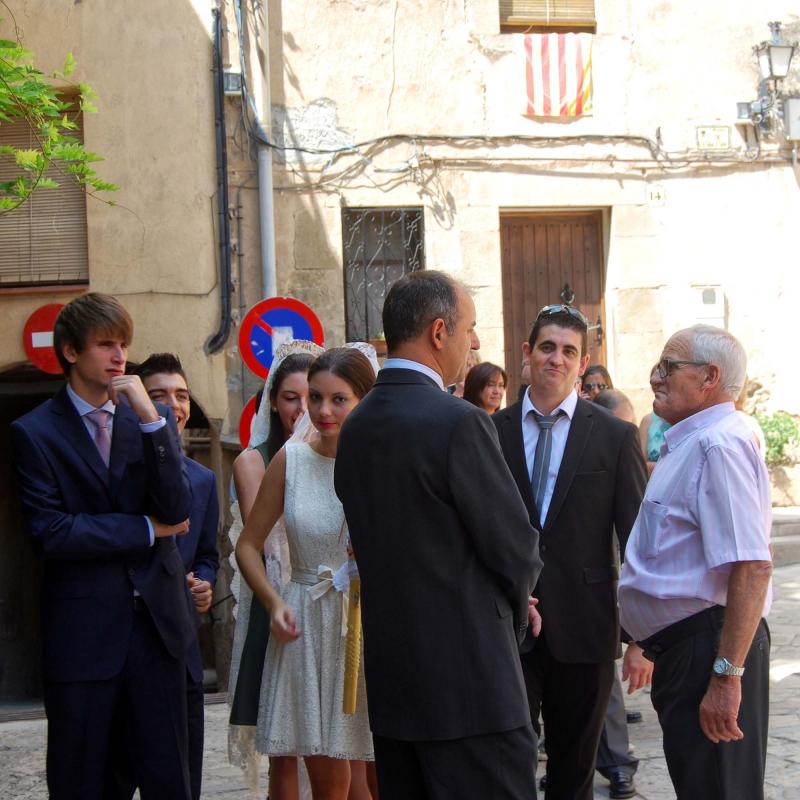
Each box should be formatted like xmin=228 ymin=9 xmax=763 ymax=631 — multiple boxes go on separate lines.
xmin=86 ymin=409 xmax=112 ymax=467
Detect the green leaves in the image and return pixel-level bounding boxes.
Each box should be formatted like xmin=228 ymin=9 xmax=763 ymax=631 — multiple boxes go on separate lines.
xmin=755 ymin=412 xmax=800 ymax=467
xmin=0 ymin=33 xmax=118 ymax=211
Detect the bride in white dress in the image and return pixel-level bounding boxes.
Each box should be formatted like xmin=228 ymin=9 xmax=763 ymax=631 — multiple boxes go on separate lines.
xmin=236 ymin=346 xmax=378 ymax=800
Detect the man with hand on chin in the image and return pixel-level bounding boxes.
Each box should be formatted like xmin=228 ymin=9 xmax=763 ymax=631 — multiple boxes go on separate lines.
xmin=136 ymin=352 xmax=219 ymax=800
xmin=11 ymin=293 xmax=196 ymax=800
xmin=619 ymin=325 xmax=772 ymax=799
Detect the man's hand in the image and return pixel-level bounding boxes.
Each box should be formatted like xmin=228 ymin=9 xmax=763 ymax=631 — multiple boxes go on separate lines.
xmin=109 ymin=375 xmax=160 ymax=424
xmin=700 ymin=676 xmax=744 ymax=743
xmin=149 ymin=517 xmax=190 ymax=538
xmin=622 ymin=642 xmax=653 ymax=694
xmin=186 ymin=572 xmax=213 ymax=614
xmin=528 ymin=597 xmax=542 ymax=637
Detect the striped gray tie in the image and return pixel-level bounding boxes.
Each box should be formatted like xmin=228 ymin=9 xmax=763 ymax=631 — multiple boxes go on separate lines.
xmin=530 ymin=411 xmax=564 ymax=526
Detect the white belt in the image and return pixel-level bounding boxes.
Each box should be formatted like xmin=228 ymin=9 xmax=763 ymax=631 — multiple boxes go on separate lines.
xmin=292 ymin=565 xmax=350 ymax=636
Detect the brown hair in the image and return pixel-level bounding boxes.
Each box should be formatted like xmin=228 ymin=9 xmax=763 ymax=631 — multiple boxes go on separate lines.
xmin=54 ymin=293 xmax=133 ymax=374
xmin=307 ymin=347 xmax=375 ymax=399
xmin=582 ymin=364 xmax=613 ymax=390
xmin=463 ymin=362 xmax=507 ymax=409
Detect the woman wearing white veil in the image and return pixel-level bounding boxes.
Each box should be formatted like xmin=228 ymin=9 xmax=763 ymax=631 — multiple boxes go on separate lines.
xmin=236 ymin=343 xmax=379 ymax=800
xmin=228 ymin=340 xmax=324 ymax=791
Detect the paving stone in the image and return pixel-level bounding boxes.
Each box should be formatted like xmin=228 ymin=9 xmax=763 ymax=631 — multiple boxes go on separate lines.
xmin=3 ymin=563 xmax=800 ymax=798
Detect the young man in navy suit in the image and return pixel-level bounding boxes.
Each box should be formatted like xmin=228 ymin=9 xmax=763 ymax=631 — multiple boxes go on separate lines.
xmin=11 ymin=294 xmax=197 ymax=800
xmin=137 ymin=353 xmax=219 ymax=800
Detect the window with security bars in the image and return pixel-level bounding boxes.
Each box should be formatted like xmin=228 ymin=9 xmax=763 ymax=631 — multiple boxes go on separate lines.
xmin=500 ymin=0 xmax=596 ymax=33
xmin=0 ymin=109 xmax=89 ymax=287
xmin=342 ymin=208 xmax=424 ymax=342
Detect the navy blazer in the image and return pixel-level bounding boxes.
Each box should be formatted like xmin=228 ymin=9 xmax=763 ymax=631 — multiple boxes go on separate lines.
xmin=11 ymin=386 xmax=197 ymax=683
xmin=179 ymin=457 xmax=220 ymax=683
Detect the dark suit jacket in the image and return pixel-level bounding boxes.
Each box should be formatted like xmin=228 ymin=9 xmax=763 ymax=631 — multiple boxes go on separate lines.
xmin=179 ymin=457 xmax=220 ymax=683
xmin=10 ymin=386 xmax=196 ymax=683
xmin=335 ymin=368 xmax=543 ymax=741
xmin=493 ymin=396 xmax=647 ymax=663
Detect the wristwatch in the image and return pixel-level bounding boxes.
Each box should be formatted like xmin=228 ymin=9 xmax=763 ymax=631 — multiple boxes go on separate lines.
xmin=712 ymin=656 xmax=745 ymax=677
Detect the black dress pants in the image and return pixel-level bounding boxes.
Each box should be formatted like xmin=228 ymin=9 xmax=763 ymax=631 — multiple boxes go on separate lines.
xmin=44 ymin=604 xmax=191 ymax=800
xmin=521 ymin=633 xmax=615 ymax=800
xmin=647 ymin=614 xmax=770 ymax=800
xmin=372 ymin=724 xmax=537 ymax=800
xmin=596 ymin=669 xmax=638 ymax=779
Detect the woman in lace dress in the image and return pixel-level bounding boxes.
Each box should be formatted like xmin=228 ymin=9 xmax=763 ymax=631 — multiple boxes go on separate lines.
xmin=229 ymin=342 xmax=321 ymax=794
xmin=236 ymin=347 xmax=377 ymax=800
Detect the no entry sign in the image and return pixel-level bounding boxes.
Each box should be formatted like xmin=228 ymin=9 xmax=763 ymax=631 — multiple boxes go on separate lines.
xmin=23 ymin=303 xmax=64 ymax=375
xmin=238 ymin=297 xmax=324 ymax=379
xmin=239 ymin=394 xmax=258 ymax=449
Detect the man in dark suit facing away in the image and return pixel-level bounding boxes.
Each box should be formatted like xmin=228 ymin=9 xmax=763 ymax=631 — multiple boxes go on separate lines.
xmin=137 ymin=353 xmax=219 ymax=800
xmin=11 ymin=293 xmax=197 ymax=800
xmin=335 ymin=270 xmax=543 ymax=800
xmin=492 ymin=305 xmax=648 ymax=800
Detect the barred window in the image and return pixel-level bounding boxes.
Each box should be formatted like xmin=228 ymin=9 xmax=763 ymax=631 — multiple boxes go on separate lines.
xmin=342 ymin=208 xmax=424 ymax=342
xmin=0 ymin=110 xmax=88 ymax=287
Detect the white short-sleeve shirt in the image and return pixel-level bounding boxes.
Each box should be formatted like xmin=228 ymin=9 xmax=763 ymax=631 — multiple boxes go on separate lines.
xmin=618 ymin=402 xmax=772 ymax=641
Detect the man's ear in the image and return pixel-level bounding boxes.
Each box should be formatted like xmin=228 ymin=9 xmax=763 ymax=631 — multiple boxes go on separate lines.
xmin=430 ymin=318 xmax=447 ymax=352
xmin=521 ymin=341 xmax=532 ymax=361
xmin=578 ymin=353 xmax=591 ymax=376
xmin=61 ymin=342 xmax=78 ymax=366
xmin=703 ymin=363 xmax=722 ymax=392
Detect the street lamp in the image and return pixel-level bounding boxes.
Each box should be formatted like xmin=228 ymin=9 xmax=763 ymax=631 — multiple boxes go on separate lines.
xmin=754 ymin=21 xmax=796 ymax=81
xmin=737 ymin=21 xmax=798 ymax=134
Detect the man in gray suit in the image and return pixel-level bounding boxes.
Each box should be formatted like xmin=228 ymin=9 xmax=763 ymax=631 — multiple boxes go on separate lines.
xmin=335 ymin=271 xmax=543 ymax=800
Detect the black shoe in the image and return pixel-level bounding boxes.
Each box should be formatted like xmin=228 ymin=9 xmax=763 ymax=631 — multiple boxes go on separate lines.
xmin=538 ymin=774 xmax=547 ymax=792
xmin=626 ymin=710 xmax=643 ymax=724
xmin=608 ymin=769 xmax=635 ymax=799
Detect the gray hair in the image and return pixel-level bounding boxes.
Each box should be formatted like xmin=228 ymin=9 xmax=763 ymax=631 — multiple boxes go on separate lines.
xmin=382 ymin=270 xmax=463 ymax=351
xmin=687 ymin=325 xmax=747 ymax=399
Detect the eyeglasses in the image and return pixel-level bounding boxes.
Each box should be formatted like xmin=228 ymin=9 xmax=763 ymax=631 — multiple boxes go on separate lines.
xmin=536 ymin=304 xmax=589 ymax=329
xmin=652 ymin=358 xmax=709 ymax=380
xmin=584 ymin=382 xmax=608 ymax=392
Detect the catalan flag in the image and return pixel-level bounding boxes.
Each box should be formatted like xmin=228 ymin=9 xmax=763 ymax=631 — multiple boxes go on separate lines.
xmin=523 ymin=32 xmax=593 ymax=117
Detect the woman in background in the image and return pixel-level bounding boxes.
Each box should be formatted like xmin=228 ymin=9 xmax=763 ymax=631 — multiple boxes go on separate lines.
xmin=463 ymin=362 xmax=507 ymax=414
xmin=581 ymin=364 xmax=613 ymax=401
xmin=236 ymin=346 xmax=378 ymax=800
xmin=229 ymin=342 xmax=322 ymax=794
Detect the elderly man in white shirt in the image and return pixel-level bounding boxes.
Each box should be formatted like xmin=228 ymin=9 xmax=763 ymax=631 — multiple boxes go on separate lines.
xmin=619 ymin=324 xmax=772 ymax=800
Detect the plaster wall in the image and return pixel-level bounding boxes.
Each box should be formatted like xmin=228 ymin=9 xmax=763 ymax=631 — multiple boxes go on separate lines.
xmin=0 ymin=0 xmax=228 ymax=419
xmin=266 ymin=0 xmax=799 ymax=419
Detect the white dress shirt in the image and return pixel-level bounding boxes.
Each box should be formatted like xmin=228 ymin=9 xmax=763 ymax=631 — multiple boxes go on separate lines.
xmin=66 ymin=383 xmax=165 ymax=547
xmin=382 ymin=358 xmax=445 ymax=390
xmin=521 ymin=388 xmax=578 ymax=524
xmin=619 ymin=402 xmax=772 ymax=641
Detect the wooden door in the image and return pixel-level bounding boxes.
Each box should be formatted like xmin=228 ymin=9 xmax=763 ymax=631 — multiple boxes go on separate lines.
xmin=500 ymin=212 xmax=606 ymax=400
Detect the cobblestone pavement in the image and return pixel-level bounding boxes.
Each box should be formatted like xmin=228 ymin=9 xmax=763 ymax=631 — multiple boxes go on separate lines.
xmin=3 ymin=563 xmax=800 ymax=799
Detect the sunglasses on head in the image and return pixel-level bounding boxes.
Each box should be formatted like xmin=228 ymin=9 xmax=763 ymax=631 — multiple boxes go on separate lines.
xmin=536 ymin=304 xmax=589 ymax=328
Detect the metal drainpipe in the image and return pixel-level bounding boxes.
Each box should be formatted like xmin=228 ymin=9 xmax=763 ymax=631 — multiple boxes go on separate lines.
xmin=205 ymin=7 xmax=233 ymax=355
xmin=255 ymin=0 xmax=277 ymax=299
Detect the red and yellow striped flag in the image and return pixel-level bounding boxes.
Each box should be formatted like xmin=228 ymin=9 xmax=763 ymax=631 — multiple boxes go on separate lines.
xmin=523 ymin=32 xmax=593 ymax=117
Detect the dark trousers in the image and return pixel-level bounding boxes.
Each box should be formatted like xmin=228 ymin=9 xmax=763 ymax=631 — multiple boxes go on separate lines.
xmin=596 ymin=670 xmax=638 ymax=779
xmin=521 ymin=633 xmax=615 ymax=800
xmin=644 ymin=609 xmax=770 ymax=800
xmin=372 ymin=725 xmax=537 ymax=800
xmin=186 ymin=673 xmax=205 ymax=800
xmin=44 ymin=605 xmax=191 ymax=800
